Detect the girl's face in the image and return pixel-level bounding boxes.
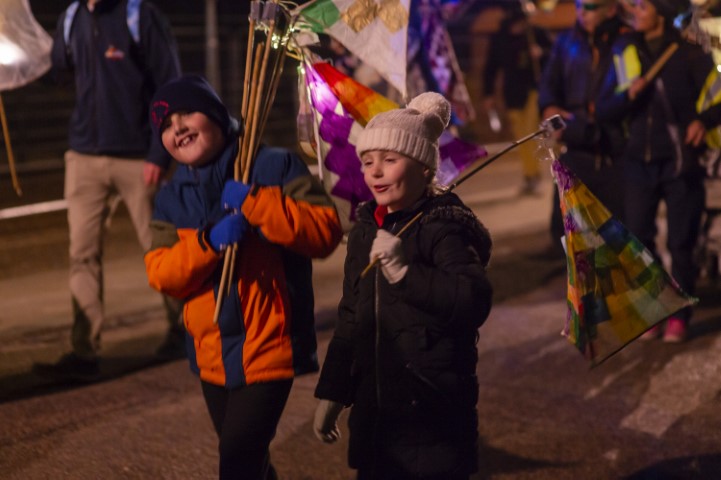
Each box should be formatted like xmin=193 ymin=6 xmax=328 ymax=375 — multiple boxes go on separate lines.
xmin=161 ymin=111 xmax=225 ymax=167
xmin=361 ymin=150 xmax=430 ymax=213
xmin=632 ymin=0 xmax=663 ymax=35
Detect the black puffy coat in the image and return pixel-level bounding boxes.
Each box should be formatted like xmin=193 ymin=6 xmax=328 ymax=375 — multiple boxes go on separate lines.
xmin=315 ymin=192 xmax=493 ymax=477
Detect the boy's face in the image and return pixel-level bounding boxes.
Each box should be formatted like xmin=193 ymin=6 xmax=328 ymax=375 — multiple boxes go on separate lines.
xmin=161 ymin=111 xmax=225 ymax=168
xmin=361 ymin=150 xmax=430 ymax=213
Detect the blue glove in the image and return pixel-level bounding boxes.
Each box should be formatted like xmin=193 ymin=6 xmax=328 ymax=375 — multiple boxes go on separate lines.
xmin=209 ymin=213 xmax=248 ymax=252
xmin=221 ymin=180 xmax=251 ymax=211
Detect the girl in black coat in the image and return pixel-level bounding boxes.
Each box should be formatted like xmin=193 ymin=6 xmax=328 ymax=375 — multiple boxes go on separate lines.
xmin=313 ymin=92 xmax=493 ymax=480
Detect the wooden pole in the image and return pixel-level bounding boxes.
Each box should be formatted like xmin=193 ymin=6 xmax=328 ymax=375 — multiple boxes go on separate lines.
xmin=213 ymin=1 xmax=288 ymax=324
xmin=213 ymin=41 xmax=266 ymax=324
xmin=359 ymin=211 xmax=423 ymax=279
xmin=643 ymin=42 xmax=678 ymax=82
xmin=0 ymin=94 xmax=22 ymax=196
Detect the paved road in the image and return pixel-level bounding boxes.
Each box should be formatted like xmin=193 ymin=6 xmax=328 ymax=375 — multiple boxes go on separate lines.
xmin=2 ymin=151 xmax=721 ymax=479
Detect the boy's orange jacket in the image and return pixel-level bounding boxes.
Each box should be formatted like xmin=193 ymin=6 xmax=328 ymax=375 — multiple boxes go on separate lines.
xmin=145 ymin=144 xmax=342 ymax=388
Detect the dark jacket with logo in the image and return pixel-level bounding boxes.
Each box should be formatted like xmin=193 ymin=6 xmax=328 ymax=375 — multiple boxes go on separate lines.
xmin=50 ymin=0 xmax=180 ymax=165
xmin=315 ymin=192 xmax=492 ymax=476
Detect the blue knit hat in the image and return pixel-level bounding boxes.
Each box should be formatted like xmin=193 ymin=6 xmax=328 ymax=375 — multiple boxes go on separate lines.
xmin=149 ymin=75 xmax=240 ymax=142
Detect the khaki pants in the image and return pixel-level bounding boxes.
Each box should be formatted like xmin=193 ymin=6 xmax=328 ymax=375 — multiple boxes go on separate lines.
xmin=64 ymin=150 xmax=174 ymax=357
xmin=505 ymin=90 xmax=541 ymax=179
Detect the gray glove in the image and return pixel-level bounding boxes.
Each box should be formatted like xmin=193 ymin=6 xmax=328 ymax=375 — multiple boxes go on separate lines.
xmin=370 ymin=229 xmax=408 ymax=284
xmin=313 ymin=399 xmax=344 ymax=444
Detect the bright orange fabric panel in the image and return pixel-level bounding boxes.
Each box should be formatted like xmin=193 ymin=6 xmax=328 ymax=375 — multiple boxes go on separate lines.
xmin=242 ymin=186 xmax=342 ymax=259
xmin=144 ymin=229 xmax=220 ymax=299
xmin=235 ymin=234 xmax=295 ymax=383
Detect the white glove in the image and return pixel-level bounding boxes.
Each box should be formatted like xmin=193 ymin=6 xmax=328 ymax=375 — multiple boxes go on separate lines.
xmin=370 ymin=229 xmax=408 ymax=284
xmin=313 ymin=399 xmax=344 ymax=443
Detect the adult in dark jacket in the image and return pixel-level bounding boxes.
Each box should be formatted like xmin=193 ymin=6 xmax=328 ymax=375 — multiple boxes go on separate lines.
xmin=313 ymin=92 xmax=493 ymax=479
xmin=539 ymin=0 xmax=628 ymax=251
xmin=34 ymin=0 xmax=182 ymax=379
xmin=596 ymin=0 xmax=721 ymax=341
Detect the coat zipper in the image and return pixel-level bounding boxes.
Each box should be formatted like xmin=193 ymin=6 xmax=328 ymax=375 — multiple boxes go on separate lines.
xmin=644 ymin=111 xmax=652 ymax=163
xmin=373 ymin=219 xmax=398 ymax=408
xmin=374 ymin=267 xmax=381 ymax=408
xmin=91 ymin=9 xmax=99 ymax=150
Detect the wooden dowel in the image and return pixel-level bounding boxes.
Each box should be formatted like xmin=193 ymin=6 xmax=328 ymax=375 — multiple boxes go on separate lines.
xmin=259 ymin=38 xmax=288 ymax=138
xmin=213 ymin=42 xmax=266 ymax=324
xmin=240 ymin=41 xmax=265 ymax=179
xmin=643 ymin=42 xmax=678 ymax=82
xmin=213 ymin=1 xmax=288 ymax=323
xmin=359 ymin=211 xmax=423 ymax=279
xmin=240 ymin=19 xmax=256 ymax=129
xmin=244 ymin=19 xmax=277 ymax=173
xmin=0 ymin=94 xmax=22 ymax=196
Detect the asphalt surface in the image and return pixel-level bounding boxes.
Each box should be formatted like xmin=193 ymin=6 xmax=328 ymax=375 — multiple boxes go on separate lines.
xmin=2 ymin=151 xmax=721 ymax=479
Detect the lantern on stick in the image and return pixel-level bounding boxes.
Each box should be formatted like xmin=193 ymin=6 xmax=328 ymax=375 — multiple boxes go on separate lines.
xmin=0 ymin=0 xmax=52 ymax=196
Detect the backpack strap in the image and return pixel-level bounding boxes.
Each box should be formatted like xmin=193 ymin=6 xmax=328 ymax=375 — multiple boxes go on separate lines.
xmin=62 ymin=1 xmax=80 ymax=46
xmin=126 ymin=0 xmax=142 ymax=45
xmin=63 ymin=0 xmax=143 ymax=46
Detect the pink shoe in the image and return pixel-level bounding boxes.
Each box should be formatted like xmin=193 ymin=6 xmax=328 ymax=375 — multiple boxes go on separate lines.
xmin=663 ymin=317 xmax=688 ymax=343
xmin=639 ymin=324 xmax=662 ymax=341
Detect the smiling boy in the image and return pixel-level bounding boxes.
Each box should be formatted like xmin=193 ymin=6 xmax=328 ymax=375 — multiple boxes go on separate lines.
xmin=144 ymin=75 xmax=342 ymax=479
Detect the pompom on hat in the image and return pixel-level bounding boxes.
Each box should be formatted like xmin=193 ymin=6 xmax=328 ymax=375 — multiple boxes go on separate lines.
xmin=149 ymin=74 xmax=240 ymax=144
xmin=355 ymin=92 xmax=451 ymax=172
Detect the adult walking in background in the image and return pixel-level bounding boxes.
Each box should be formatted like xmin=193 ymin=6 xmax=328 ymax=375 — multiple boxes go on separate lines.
xmin=539 ymin=0 xmax=629 ymax=255
xmin=483 ymin=4 xmax=551 ymax=195
xmin=34 ymin=0 xmax=182 ymax=380
xmin=596 ymin=0 xmax=721 ymax=342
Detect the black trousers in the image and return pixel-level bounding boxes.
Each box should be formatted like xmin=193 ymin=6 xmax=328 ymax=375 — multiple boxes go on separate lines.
xmin=201 ymin=378 xmax=293 ymax=480
xmin=623 ymin=160 xmax=705 ymax=321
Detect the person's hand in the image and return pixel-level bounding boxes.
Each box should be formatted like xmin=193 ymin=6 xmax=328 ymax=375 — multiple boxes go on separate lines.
xmin=221 ymin=180 xmax=251 ymax=211
xmin=143 ymin=162 xmax=164 ymax=187
xmin=209 ymin=213 xmax=248 ymax=252
xmin=542 ymin=106 xmax=573 ymax=122
xmin=313 ymin=399 xmax=343 ymax=444
xmin=628 ymin=77 xmax=649 ymax=101
xmin=685 ymin=119 xmax=706 ymax=147
xmin=370 ymin=229 xmax=408 ymax=284
xmin=541 ymin=106 xmax=573 ymax=141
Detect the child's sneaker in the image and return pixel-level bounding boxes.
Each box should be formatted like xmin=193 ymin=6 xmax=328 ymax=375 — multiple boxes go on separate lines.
xmin=663 ymin=317 xmax=688 ymax=343
xmin=639 ymin=324 xmax=662 ymax=341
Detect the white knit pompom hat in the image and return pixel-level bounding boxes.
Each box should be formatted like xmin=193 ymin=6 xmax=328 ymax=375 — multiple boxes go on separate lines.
xmin=355 ymin=92 xmax=451 ymax=172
